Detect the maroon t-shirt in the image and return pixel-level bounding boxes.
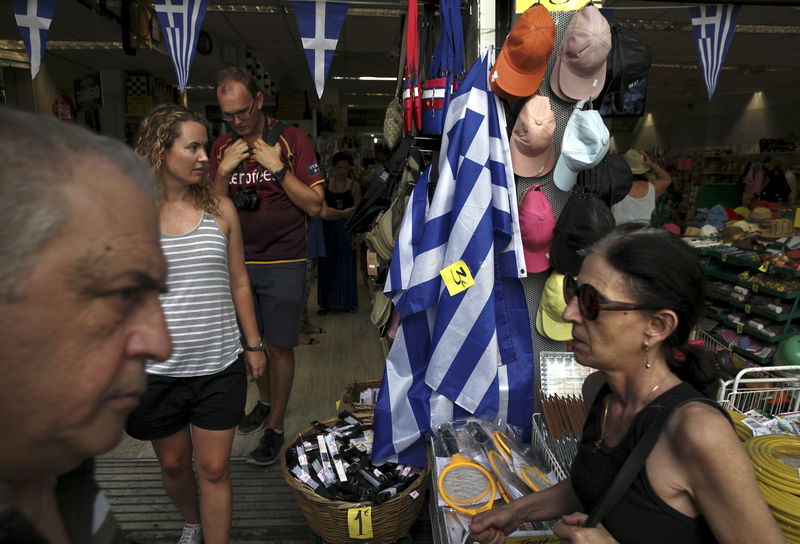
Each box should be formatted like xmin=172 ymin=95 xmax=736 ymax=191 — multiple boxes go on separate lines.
xmin=210 ymin=117 xmax=324 ymax=262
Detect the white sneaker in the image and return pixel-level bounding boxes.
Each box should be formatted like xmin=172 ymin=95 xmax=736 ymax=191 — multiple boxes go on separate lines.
xmin=178 ymin=523 xmax=203 ymax=544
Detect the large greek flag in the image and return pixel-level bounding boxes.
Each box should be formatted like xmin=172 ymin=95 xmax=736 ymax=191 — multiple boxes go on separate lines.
xmin=12 ymin=0 xmax=55 ymax=79
xmin=373 ymin=51 xmax=533 ymax=466
xmin=153 ymin=0 xmax=209 ymax=94
xmin=688 ymin=4 xmax=741 ymax=101
xmin=292 ymin=0 xmax=350 ymax=99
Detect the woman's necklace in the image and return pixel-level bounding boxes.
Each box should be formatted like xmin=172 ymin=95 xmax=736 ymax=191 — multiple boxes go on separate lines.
xmin=593 ymin=381 xmax=667 ymax=453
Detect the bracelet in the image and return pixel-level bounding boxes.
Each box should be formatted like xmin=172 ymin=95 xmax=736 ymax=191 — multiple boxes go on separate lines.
xmin=244 ymin=341 xmax=263 ymax=352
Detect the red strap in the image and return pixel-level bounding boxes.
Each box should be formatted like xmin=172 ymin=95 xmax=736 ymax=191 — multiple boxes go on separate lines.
xmin=403 ymin=0 xmax=419 ymax=133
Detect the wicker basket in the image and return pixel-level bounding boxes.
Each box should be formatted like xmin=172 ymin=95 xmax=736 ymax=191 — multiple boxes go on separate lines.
xmin=341 ymin=379 xmax=382 ymax=412
xmin=280 ymin=414 xmax=428 ymax=544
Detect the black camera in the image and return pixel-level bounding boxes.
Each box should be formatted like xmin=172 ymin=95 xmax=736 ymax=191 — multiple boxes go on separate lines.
xmin=233 ymin=189 xmax=260 ymax=211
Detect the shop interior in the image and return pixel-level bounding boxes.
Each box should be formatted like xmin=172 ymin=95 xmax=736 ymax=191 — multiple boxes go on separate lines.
xmin=2 ymin=1 xmax=800 ymax=543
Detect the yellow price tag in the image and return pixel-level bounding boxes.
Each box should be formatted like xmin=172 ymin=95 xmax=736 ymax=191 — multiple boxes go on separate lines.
xmin=348 ymin=506 xmax=373 ymax=539
xmin=752 ymin=284 xmax=759 ymax=293
xmin=335 ymin=400 xmax=342 ymax=411
xmin=441 ymin=260 xmax=476 ymax=296
xmin=736 ymin=325 xmax=743 ymax=334
xmin=721 ymin=253 xmax=728 ymax=262
xmin=516 ymin=0 xmax=601 ymax=12
xmin=728 ymin=343 xmax=734 ymax=351
xmin=759 ymin=262 xmax=769 ymax=273
xmin=745 ymin=304 xmax=751 ymax=313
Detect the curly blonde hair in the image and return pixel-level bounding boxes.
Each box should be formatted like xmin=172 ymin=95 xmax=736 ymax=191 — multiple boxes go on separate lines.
xmin=135 ymin=104 xmax=219 ymax=216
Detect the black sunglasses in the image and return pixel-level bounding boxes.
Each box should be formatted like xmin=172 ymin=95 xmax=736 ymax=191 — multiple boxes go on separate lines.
xmin=563 ymin=275 xmax=653 ymax=321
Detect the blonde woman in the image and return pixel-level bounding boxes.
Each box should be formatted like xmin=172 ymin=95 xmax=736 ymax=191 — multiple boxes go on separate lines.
xmin=127 ymin=104 xmax=266 ymax=544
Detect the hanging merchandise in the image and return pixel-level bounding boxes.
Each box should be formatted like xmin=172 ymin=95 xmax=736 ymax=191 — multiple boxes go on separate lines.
xmin=291 ymin=0 xmax=350 ymax=99
xmin=372 ymin=51 xmax=533 ymax=467
xmin=510 ymin=94 xmax=556 ymax=178
xmin=402 ymin=0 xmax=422 ymax=133
xmin=553 ymin=99 xmax=610 ymax=192
xmin=595 ymin=25 xmax=652 ymax=117
xmin=420 ymin=0 xmax=464 ymax=135
xmin=153 ymin=0 xmax=209 ymax=94
xmin=11 ymin=0 xmax=56 ymax=80
xmin=383 ymin=15 xmax=407 ymax=150
xmin=550 ymin=4 xmax=612 ymax=103
xmin=489 ymin=3 xmax=555 ymax=101
xmin=518 ymin=185 xmax=556 ymax=274
xmin=688 ymin=4 xmax=742 ymax=101
xmin=577 ymin=153 xmax=633 ymax=207
xmin=550 ymin=188 xmax=615 ymax=277
xmin=536 ymin=272 xmax=573 ymax=342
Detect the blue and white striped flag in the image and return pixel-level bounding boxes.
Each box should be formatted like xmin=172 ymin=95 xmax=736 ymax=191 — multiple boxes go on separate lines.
xmin=373 ymin=50 xmax=533 ymax=466
xmin=153 ymin=0 xmax=209 ymax=94
xmin=689 ymin=4 xmax=741 ymax=101
xmin=12 ymin=0 xmax=56 ymax=79
xmin=292 ymin=0 xmax=350 ymax=99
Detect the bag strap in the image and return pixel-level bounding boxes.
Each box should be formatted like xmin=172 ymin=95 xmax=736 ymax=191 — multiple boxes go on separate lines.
xmin=585 ymin=397 xmax=720 ymax=528
xmin=395 ymin=14 xmax=408 ymax=97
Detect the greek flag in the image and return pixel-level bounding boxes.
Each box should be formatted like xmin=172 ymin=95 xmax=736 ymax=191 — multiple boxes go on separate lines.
xmin=292 ymin=0 xmax=350 ymax=99
xmin=12 ymin=0 xmax=56 ymax=79
xmin=689 ymin=4 xmax=741 ymax=101
xmin=153 ymin=0 xmax=209 ymax=94
xmin=373 ymin=51 xmax=533 ymax=466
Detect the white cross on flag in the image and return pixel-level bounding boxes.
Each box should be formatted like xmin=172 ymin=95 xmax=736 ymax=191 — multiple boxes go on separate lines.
xmin=153 ymin=0 xmax=209 ymax=94
xmin=689 ymin=4 xmax=741 ymax=101
xmin=12 ymin=0 xmax=56 ymax=79
xmin=291 ymin=0 xmax=350 ymax=99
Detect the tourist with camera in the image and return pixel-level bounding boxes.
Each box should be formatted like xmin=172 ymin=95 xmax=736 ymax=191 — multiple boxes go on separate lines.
xmin=210 ymin=67 xmax=325 ymax=467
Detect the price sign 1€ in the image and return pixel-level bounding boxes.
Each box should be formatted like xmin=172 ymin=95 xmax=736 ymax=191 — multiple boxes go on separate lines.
xmin=348 ymin=506 xmax=373 ymax=539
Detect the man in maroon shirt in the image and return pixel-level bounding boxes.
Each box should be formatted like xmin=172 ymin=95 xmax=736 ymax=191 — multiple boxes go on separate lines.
xmin=210 ymin=67 xmax=324 ymax=466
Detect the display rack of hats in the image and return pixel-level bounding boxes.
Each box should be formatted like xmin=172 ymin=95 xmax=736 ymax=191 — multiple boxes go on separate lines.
xmin=698 ymin=245 xmax=800 ymax=366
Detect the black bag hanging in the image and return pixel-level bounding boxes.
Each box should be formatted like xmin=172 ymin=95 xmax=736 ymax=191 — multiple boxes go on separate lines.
xmin=594 ymin=26 xmax=652 ymax=118
xmin=346 ymin=136 xmax=414 ymax=234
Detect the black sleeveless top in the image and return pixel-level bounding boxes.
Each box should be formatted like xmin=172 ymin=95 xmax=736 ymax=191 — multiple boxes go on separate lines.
xmin=571 ymin=382 xmax=726 ymax=544
xmin=325 ymin=186 xmax=354 ymax=211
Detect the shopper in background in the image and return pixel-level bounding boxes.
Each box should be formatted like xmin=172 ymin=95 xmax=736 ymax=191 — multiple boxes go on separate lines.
xmin=758 ymin=158 xmax=791 ymax=205
xmin=210 ymin=67 xmax=325 ymax=466
xmin=470 ymin=225 xmax=784 ymax=544
xmin=130 ymin=104 xmax=266 ymax=544
xmin=0 ymin=108 xmax=170 ymax=543
xmin=317 ymin=151 xmax=362 ymax=314
xmin=613 ymin=149 xmax=672 ymax=225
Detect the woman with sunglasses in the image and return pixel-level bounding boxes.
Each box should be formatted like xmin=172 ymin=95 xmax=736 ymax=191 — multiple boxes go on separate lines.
xmin=470 ymin=224 xmax=783 ymax=544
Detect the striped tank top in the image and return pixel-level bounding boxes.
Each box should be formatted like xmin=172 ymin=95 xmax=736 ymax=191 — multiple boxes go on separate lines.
xmin=147 ymin=212 xmax=241 ymax=377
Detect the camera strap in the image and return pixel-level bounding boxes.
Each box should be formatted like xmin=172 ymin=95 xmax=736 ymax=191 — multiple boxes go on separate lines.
xmin=234 ymin=117 xmax=292 ymax=189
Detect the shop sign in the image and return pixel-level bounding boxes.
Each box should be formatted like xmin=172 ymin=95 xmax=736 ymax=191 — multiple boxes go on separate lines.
xmin=516 ymin=0 xmax=603 ymax=13
xmin=347 ymin=107 xmax=385 ymax=128
xmin=74 ymin=71 xmax=103 ymax=110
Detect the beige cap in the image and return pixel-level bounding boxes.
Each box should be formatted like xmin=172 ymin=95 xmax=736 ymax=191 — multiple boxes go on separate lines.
xmin=510 ymin=95 xmax=556 ymax=178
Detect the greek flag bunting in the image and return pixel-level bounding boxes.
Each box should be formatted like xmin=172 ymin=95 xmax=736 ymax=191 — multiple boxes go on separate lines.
xmin=12 ymin=0 xmax=56 ymax=79
xmin=688 ymin=4 xmax=741 ymax=101
xmin=153 ymin=0 xmax=209 ymax=94
xmin=291 ymin=0 xmax=350 ymax=99
xmin=372 ymin=50 xmax=534 ymax=466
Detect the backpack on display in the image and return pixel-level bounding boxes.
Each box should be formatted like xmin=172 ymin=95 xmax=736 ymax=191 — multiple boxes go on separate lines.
xmin=594 ymin=26 xmax=652 ymax=118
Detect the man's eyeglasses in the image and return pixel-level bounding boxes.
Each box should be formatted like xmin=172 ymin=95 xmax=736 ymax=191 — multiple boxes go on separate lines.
xmin=563 ymin=275 xmax=654 ymax=321
xmin=221 ymin=101 xmax=257 ymax=122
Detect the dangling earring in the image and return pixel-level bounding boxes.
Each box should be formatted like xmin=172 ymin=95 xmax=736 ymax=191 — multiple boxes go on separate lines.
xmin=644 ymin=340 xmax=651 ymax=369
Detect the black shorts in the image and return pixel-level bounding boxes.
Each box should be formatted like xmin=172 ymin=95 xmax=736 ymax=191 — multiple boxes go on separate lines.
xmin=125 ymin=356 xmax=247 ymax=441
xmin=247 ymin=261 xmax=306 ymax=348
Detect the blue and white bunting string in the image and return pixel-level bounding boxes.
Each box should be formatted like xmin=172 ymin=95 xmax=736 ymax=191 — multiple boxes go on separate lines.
xmin=291 ymin=0 xmax=350 ymax=99
xmin=11 ymin=0 xmax=56 ymax=79
xmin=153 ymin=0 xmax=209 ymax=94
xmin=688 ymin=4 xmax=741 ymax=101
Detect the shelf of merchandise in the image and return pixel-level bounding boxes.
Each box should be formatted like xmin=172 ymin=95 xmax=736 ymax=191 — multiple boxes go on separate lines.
xmin=700 ymin=249 xmax=800 ymax=366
